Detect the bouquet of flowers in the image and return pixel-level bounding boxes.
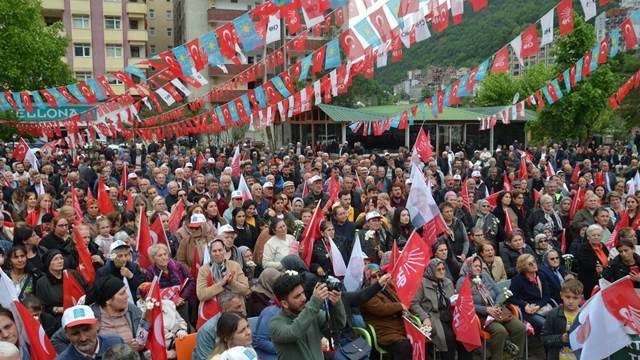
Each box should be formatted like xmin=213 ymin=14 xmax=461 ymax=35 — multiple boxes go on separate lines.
xmin=135 ymin=296 xmax=162 ymax=344
xmin=403 ymin=314 xmax=432 ymax=340
xmin=563 ymin=254 xmax=575 ymax=274
xmin=495 ymin=287 xmax=513 ymax=307
xmin=365 ymin=230 xmax=375 ymax=241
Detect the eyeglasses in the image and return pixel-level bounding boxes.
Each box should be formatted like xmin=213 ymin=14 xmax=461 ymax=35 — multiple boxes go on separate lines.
xmin=56 ymin=223 xmax=68 ymax=228
xmin=548 ymin=257 xmax=560 ymax=261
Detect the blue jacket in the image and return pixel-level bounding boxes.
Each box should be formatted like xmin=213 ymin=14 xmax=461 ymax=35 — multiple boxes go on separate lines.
xmin=193 ymin=313 xmax=221 ymax=360
xmin=55 ymin=334 xmax=123 ymax=360
xmin=253 ymin=305 xmax=280 ymax=360
xmin=509 ymin=272 xmax=554 ymax=310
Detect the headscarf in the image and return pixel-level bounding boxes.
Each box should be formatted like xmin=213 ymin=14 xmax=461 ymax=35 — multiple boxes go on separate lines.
xmin=542 ymin=249 xmax=563 ymax=285
xmin=209 ymin=239 xmax=227 ymax=282
xmin=364 ymin=263 xmax=380 ymax=283
xmin=461 ymin=256 xmax=494 ymax=305
xmin=424 ymin=258 xmax=444 ymax=281
xmin=281 ymin=254 xmax=309 ymax=273
xmin=251 ymin=268 xmax=281 ymax=299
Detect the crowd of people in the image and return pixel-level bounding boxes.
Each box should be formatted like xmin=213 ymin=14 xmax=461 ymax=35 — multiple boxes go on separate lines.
xmin=0 ymin=137 xmax=638 ymax=360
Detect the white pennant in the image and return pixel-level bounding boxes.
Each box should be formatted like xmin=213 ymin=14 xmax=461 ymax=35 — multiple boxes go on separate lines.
xmin=540 ymin=9 xmax=554 ymax=47
xmin=277 ymin=101 xmax=286 ymax=120
xmin=287 ymin=95 xmax=294 ymax=118
xmin=190 ymin=69 xmax=209 ymax=86
xmin=266 ymin=14 xmax=281 ymax=44
xmin=155 ymin=87 xmax=176 ymax=106
xmin=313 ymin=80 xmax=321 ymax=105
xmin=580 ymin=0 xmax=596 ymax=21
xmin=510 ymin=36 xmax=524 ymax=66
xmin=171 ymin=78 xmax=192 ymax=97
xmin=377 ymin=47 xmax=388 ymax=68
xmin=329 ymin=69 xmax=338 ymax=97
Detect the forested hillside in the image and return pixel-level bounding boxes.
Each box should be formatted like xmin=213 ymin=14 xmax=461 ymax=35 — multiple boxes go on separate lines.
xmin=375 ymin=0 xmax=559 ymax=86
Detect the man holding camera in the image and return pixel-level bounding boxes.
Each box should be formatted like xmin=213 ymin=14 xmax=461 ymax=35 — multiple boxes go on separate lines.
xmin=269 ymin=272 xmax=346 ymax=360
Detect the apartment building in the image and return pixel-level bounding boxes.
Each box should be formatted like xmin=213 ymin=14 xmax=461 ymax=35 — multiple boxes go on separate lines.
xmin=41 ymin=0 xmax=149 ymax=93
xmin=147 ymin=0 xmax=175 ymax=56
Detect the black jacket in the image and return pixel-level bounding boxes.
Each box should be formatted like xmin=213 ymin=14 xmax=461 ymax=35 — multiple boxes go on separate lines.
xmin=96 ymin=260 xmax=146 ymax=296
xmin=603 ymin=253 xmax=640 ymax=288
xmin=575 ymin=243 xmax=609 ymax=298
xmin=541 ymin=306 xmax=576 ymax=360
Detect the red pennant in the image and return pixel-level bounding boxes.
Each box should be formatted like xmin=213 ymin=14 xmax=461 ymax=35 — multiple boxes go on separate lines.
xmin=521 ymin=24 xmax=540 ymax=58
xmin=63 ymin=270 xmax=86 ymax=309
xmin=216 ymin=23 xmax=241 ymax=63
xmin=168 ymin=199 xmax=186 ymax=233
xmin=14 ymin=301 xmax=58 ymax=360
xmin=73 ymin=226 xmax=96 ymax=285
xmin=58 ymin=86 xmax=80 ymax=104
xmin=622 ymin=19 xmax=638 ymax=50
xmin=392 ymin=231 xmax=432 ymax=307
xmin=340 ymin=29 xmax=366 ymax=61
xmin=491 ymin=47 xmax=509 ymax=73
xmin=40 ymin=89 xmax=58 ymax=107
xmin=136 ymin=209 xmax=153 ymax=269
xmin=158 ymin=51 xmax=184 ymax=76
xmin=453 ymin=277 xmax=482 ymax=351
xmin=300 ymin=203 xmax=323 ymax=266
xmin=312 ymin=46 xmax=327 ymax=74
xmin=145 ymin=278 xmax=169 ymax=360
xmin=432 ymin=1 xmax=449 ymax=33
xmin=469 ymin=0 xmax=488 ymax=12
xmin=186 ymin=38 xmax=207 ymax=71
xmin=282 ymin=0 xmax=302 ymax=34
xmin=557 ymin=0 xmax=574 ymax=36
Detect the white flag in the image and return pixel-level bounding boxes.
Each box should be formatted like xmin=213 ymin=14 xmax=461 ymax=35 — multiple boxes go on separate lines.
xmin=343 ymin=232 xmax=365 ymax=292
xmin=300 ymin=89 xmax=308 ymax=112
xmin=400 ymin=29 xmax=411 ymax=48
xmin=26 ymin=149 xmax=39 ymax=172
xmin=580 ymin=0 xmax=596 ymax=21
xmin=413 ymin=16 xmax=431 ymax=43
xmin=313 ymin=80 xmax=322 ymax=105
xmin=287 ymin=95 xmax=294 ymax=118
xmin=301 ymin=6 xmax=324 ymax=27
xmin=190 ymin=69 xmax=209 ymax=86
xmin=329 ymin=69 xmax=338 ymax=97
xmin=377 ymin=47 xmax=389 ymax=68
xmin=277 ymin=101 xmax=286 ymax=121
xmin=0 ymin=269 xmax=18 ymax=309
xmin=540 ymin=9 xmax=554 ymax=47
xmin=123 ymin=278 xmax=136 ymax=305
xmin=266 ymin=15 xmax=281 ymax=44
xmin=155 ymin=87 xmax=175 ymax=106
xmin=329 ymin=238 xmax=347 ymax=277
xmin=171 ymin=78 xmax=191 ymax=97
xmin=238 ymin=174 xmax=253 ymax=201
xmin=510 ymin=35 xmax=524 ymax=66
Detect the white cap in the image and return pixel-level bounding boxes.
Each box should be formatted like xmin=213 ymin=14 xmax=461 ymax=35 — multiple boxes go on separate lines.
xmin=185 ymin=162 xmax=193 ymax=168
xmin=109 ymin=240 xmax=130 ymax=253
xmin=366 ymin=211 xmax=382 ymax=221
xmin=309 ymin=175 xmax=322 ymax=184
xmin=471 ymin=170 xmax=481 ymax=177
xmin=453 ymin=174 xmax=462 ymax=180
xmin=189 ymin=213 xmax=206 ymax=227
xmin=207 ymin=157 xmax=215 ymax=164
xmin=231 ymin=190 xmax=243 ymax=199
xmin=263 ymin=181 xmax=273 ymax=188
xmin=61 ymin=305 xmax=97 ymax=328
xmin=127 ymin=173 xmax=138 ymax=179
xmin=405 ymin=179 xmax=412 ymax=185
xmin=219 ymin=346 xmax=258 ymax=360
xmin=219 ymin=224 xmax=236 ymax=233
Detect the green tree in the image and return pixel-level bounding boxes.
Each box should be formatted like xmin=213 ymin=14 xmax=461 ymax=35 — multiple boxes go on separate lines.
xmin=527 ymin=16 xmax=619 ymax=142
xmin=0 ymin=0 xmax=72 ymax=92
xmin=475 ymin=63 xmax=553 ymax=106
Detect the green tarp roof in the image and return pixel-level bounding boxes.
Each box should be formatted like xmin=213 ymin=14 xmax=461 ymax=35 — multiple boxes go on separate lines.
xmin=318 ymin=103 xmax=537 ymax=123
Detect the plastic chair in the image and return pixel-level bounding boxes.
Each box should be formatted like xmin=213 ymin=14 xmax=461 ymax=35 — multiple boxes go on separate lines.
xmin=353 ymin=327 xmax=372 ymax=347
xmin=367 ymin=324 xmax=388 ymax=360
xmin=506 ymin=304 xmax=528 ymax=359
xmin=175 ymin=333 xmax=197 ymax=360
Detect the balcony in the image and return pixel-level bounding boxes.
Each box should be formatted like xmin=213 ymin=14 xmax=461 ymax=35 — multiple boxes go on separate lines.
xmin=103 ymin=2 xmax=122 ymax=16
xmin=106 ymin=58 xmax=125 ymax=70
xmin=73 ymin=57 xmax=93 ymax=71
xmin=70 ymin=0 xmax=90 ymax=12
xmin=127 ymin=1 xmax=147 ymax=15
xmin=209 ymin=63 xmax=252 ymax=76
xmin=207 ymin=8 xmax=246 ymax=22
xmin=41 ymin=0 xmax=64 ymax=11
xmin=128 ymin=29 xmax=148 ymax=42
xmin=104 ymin=30 xmax=123 ymax=43
xmin=72 ymin=29 xmax=92 ymax=43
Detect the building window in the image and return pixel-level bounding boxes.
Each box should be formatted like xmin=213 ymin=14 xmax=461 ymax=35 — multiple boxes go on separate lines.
xmin=129 ymin=19 xmax=141 ymax=30
xmin=106 ymin=44 xmax=123 ymax=57
xmin=167 ymin=27 xmax=172 ymax=36
xmin=130 ymin=45 xmax=143 ymax=58
xmin=149 ymin=9 xmax=155 ymax=19
xmin=150 ymin=45 xmax=156 ymax=55
xmin=74 ymin=72 xmax=92 ymax=81
xmin=73 ymin=43 xmax=91 ymax=57
xmin=166 ymin=9 xmax=172 ymax=19
xmin=108 ymin=78 xmax=124 ymax=85
xmin=72 ymin=15 xmax=90 ymax=29
xmin=149 ymin=27 xmax=155 ymax=35
xmin=105 ymin=16 xmax=122 ymax=30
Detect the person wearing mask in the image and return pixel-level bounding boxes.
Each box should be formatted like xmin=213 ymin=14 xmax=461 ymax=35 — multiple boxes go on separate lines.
xmin=55 ymin=305 xmax=124 ymax=360
xmin=269 ymin=272 xmax=346 ymax=360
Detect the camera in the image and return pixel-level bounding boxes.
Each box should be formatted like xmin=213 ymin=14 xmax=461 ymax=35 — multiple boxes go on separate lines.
xmin=322 ymin=276 xmax=342 ymax=292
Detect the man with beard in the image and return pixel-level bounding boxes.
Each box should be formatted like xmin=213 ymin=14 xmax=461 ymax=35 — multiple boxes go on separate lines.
xmin=57 ymin=305 xmax=124 ymax=360
xmin=269 ymin=273 xmax=345 ymax=360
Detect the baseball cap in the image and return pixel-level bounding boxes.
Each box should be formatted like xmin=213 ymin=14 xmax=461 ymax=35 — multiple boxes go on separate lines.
xmin=127 ymin=173 xmax=138 ymax=179
xmin=207 ymin=157 xmax=215 ymax=164
xmin=61 ymin=305 xmax=97 ymax=328
xmin=189 ymin=213 xmax=206 ymax=227
xmin=453 ymin=174 xmax=462 ymax=180
xmin=109 ymin=240 xmax=130 ymax=253
xmin=366 ymin=211 xmax=382 ymax=221
xmin=309 ymin=175 xmax=322 ymax=184
xmin=263 ymin=181 xmax=274 ymax=188
xmin=231 ymin=190 xmax=243 ymax=199
xmin=185 ymin=162 xmax=193 ymax=168
xmin=283 ymin=181 xmax=295 ymax=188
xmin=219 ymin=224 xmax=236 ymax=233
xmin=471 ymin=170 xmax=481 ymax=177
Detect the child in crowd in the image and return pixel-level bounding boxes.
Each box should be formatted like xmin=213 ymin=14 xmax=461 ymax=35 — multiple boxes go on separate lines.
xmin=541 ymin=279 xmax=584 ymax=360
xmin=94 ymin=217 xmax=115 ymax=257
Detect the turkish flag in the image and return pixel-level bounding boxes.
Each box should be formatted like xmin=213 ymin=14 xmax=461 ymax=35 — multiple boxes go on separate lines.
xmin=403 ymin=318 xmax=426 ymax=360
xmin=369 ymin=7 xmax=395 ymax=43
xmin=263 ymin=81 xmax=283 ymax=103
xmin=583 ymin=51 xmax=593 ymax=77
xmin=491 ymin=47 xmax=509 ymax=73
xmin=159 ymin=51 xmax=184 ymax=77
xmin=58 ymin=86 xmax=80 ymax=104
xmin=460 ymin=178 xmax=471 ymax=211
xmin=300 ymin=202 xmax=323 ymax=266
xmin=598 ymin=38 xmax=609 ymax=64
xmin=196 ymin=271 xmax=222 ymax=329
xmin=73 ymin=226 xmax=96 ymax=285
xmin=323 ymin=175 xmax=341 ymax=211
xmin=150 ymin=215 xmax=169 ymax=247
xmin=519 ymin=157 xmax=528 ymax=180
xmin=557 ymin=0 xmax=573 ymax=36
xmin=621 ymin=19 xmax=638 ymax=50
xmin=504 ymin=209 xmax=514 ymax=237
xmin=312 ymin=46 xmax=326 ymax=74
xmin=145 ymin=277 xmax=169 ymax=360
xmin=469 ymin=0 xmax=488 ymax=12
xmin=521 ymin=24 xmax=540 ymax=58
xmin=136 ymin=209 xmax=153 ymax=269
xmin=71 ymin=187 xmax=84 ymax=220
xmin=291 ymin=31 xmax=308 ymax=52
xmin=126 ymin=191 xmax=134 ymax=212
xmin=608 ymin=210 xmax=629 ymax=250
xmin=168 ymin=199 xmax=185 ymax=233
xmin=195 ymin=152 xmax=205 ymax=171
xmin=96 ymin=75 xmax=117 ymax=97
xmin=186 ymin=38 xmax=207 ymax=71
xmin=453 ymin=277 xmax=482 ymax=351
xmin=414 ymin=127 xmax=433 ymax=162
xmin=432 ymin=1 xmax=449 ymax=33
xmin=569 ymin=187 xmax=585 ymax=220
xmin=392 ymin=231 xmax=431 ymax=307
xmin=11 ymin=138 xmax=29 ymax=161
xmin=282 ymin=1 xmax=302 ymax=34
xmin=340 ymin=29 xmax=366 ymax=61
xmin=63 ymin=270 xmax=86 ymax=309
xmin=398 ymin=0 xmax=418 ymax=17
xmin=217 ymin=23 xmax=242 ymax=64
xmin=335 ymin=7 xmax=344 ymax=26
xmin=97 ymin=178 xmax=115 ymax=215
xmin=381 ymin=240 xmax=400 ymax=272
xmin=391 ymin=36 xmax=403 ymax=63
xmin=39 ymin=89 xmax=58 ymax=107
xmin=20 ymin=91 xmax=33 ymax=113
xmin=14 ymin=300 xmax=58 ymax=360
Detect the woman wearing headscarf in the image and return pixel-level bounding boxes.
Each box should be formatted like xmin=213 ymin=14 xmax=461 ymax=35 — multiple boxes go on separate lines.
xmin=456 ymin=256 xmax=525 ymax=360
xmin=410 ymin=258 xmax=459 ymax=360
xmin=280 ymin=254 xmax=319 ymax=299
xmin=472 ymin=199 xmax=499 ymax=245
xmin=247 ymin=268 xmax=281 ymax=317
xmin=538 ymin=249 xmax=569 ymax=305
xmin=527 ymin=194 xmax=564 ymax=237
xmin=432 ymin=239 xmax=461 ymax=282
